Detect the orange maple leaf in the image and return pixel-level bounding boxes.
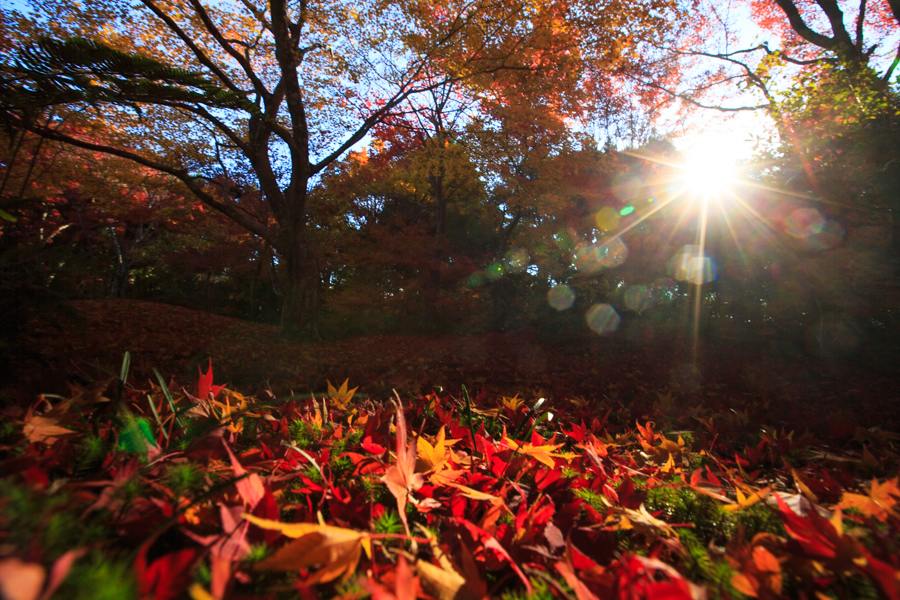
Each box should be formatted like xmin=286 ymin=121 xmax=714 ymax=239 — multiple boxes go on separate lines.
xmin=730 ymin=544 xmax=784 ymax=598
xmin=501 ymin=428 xmax=576 ymax=468
xmin=244 ymin=515 xmax=371 ymax=583
xmin=837 ymin=478 xmax=900 ymax=522
xmin=23 ymin=415 xmax=76 ymax=446
xmin=383 ymin=399 xmax=425 ymax=534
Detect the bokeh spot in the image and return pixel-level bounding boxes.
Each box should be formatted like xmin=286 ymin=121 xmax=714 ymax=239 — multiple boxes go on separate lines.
xmin=595 ymin=207 xmax=620 ymax=232
xmin=586 ymin=303 xmax=621 ymax=335
xmin=667 ymin=245 xmax=717 ymax=285
xmin=624 ymin=285 xmax=654 ymax=313
xmin=785 ymin=208 xmax=825 ymax=238
xmin=547 ymin=284 xmax=575 ymax=311
xmin=806 ymin=219 xmax=845 ymax=250
xmin=652 ymin=277 xmax=677 ymax=302
xmin=505 ymin=248 xmax=529 ymax=272
xmin=574 ymin=238 xmax=628 ymax=273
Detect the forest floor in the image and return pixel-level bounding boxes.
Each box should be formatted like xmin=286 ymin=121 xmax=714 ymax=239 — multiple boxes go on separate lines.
xmin=9 ymin=298 xmax=900 ymax=436
xmin=2 ymin=298 xmax=900 ymax=600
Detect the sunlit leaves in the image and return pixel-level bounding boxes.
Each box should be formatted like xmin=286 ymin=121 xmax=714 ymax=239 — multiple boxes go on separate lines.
xmin=837 ymin=478 xmax=900 ymax=522
xmin=4 ymin=346 xmax=900 ymax=600
xmin=244 ymin=515 xmax=372 ymax=583
xmin=500 ymin=428 xmax=576 ymax=468
xmin=326 ymin=379 xmax=358 ymax=410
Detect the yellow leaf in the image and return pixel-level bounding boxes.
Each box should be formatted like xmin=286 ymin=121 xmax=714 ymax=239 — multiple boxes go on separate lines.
xmin=862 ymin=444 xmax=879 ymax=468
xmin=0 ymin=557 xmax=45 ymax=600
xmin=416 ymin=560 xmax=474 ymax=600
xmin=471 ymin=407 xmax=501 ymax=418
xmin=601 ymin=504 xmax=675 ymax=537
xmin=327 ymin=379 xmax=358 ymax=411
xmin=723 ymin=487 xmax=771 ymax=512
xmin=244 ymin=514 xmax=368 ymax=583
xmin=792 ymin=468 xmax=819 ymax=503
xmin=244 ymin=514 xmax=350 ymax=539
xmin=417 ymin=426 xmax=449 ymax=471
xmin=659 ymin=452 xmax=677 ymax=474
xmin=430 ymin=468 xmax=465 ymax=486
xmin=188 ymin=584 xmax=216 ymax=600
xmin=446 ymin=482 xmax=503 ymax=503
xmin=502 ymin=428 xmax=575 ymax=468
xmin=502 ymin=395 xmax=526 ymax=411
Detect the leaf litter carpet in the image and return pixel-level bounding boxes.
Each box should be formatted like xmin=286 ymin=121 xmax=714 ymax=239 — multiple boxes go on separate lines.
xmin=1 ymin=299 xmax=899 ymax=599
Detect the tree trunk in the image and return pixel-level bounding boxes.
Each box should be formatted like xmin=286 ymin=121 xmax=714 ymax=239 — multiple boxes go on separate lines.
xmin=279 ymin=222 xmax=320 ymax=341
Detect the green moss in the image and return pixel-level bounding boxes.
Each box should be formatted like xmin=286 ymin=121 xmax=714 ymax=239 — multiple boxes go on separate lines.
xmin=481 ymin=416 xmax=505 ymax=440
xmin=645 ymin=485 xmax=786 ymax=545
xmin=336 ymin=574 xmax=370 ymax=599
xmin=677 ymin=529 xmax=715 ymax=581
xmin=74 ymin=435 xmax=107 ymax=474
xmin=645 ymin=486 xmax=723 ymax=544
xmin=359 ymin=479 xmax=392 ymax=505
xmin=304 ymin=465 xmax=323 ymax=483
xmin=164 ymin=463 xmax=205 ymax=499
xmin=500 ymin=577 xmax=559 ymax=600
xmin=347 ymin=429 xmax=364 ymax=446
xmin=289 ymin=419 xmax=320 ymax=448
xmin=54 ymin=551 xmax=137 ymax=600
xmin=0 ymin=420 xmax=17 ymax=444
xmin=330 ymin=436 xmax=348 ymax=457
xmin=373 ymin=510 xmax=403 ymax=535
xmin=727 ymin=501 xmax=786 ymax=540
xmin=574 ymin=487 xmax=605 ymax=512
xmin=245 ymin=543 xmax=272 ymax=563
xmin=328 ymin=455 xmax=354 ymax=479
xmin=561 ymin=467 xmax=579 ymax=479
xmin=171 ymin=417 xmax=218 ymax=452
xmin=0 ymin=480 xmax=109 ymax=561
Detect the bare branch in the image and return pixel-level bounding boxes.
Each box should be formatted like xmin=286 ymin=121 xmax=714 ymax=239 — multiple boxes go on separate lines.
xmin=856 ymin=0 xmax=868 ymax=47
xmin=884 ymin=43 xmax=900 ymax=83
xmin=772 ymin=0 xmax=838 ymax=50
xmin=139 ymin=0 xmax=244 ymax=96
xmin=640 ymin=80 xmax=771 ymax=112
xmin=186 ymin=0 xmax=270 ymax=98
xmin=238 ymin=0 xmax=271 ymax=30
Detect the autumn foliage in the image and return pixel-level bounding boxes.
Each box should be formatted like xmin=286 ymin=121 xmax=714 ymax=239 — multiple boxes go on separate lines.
xmin=1 ymin=349 xmax=898 ymax=600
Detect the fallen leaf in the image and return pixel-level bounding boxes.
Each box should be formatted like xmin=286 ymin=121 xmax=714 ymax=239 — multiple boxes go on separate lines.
xmin=383 ymin=399 xmax=424 ymax=535
xmin=0 ymin=558 xmax=45 ymax=600
xmin=23 ymin=416 xmax=76 ymax=445
xmin=327 ymin=379 xmax=358 ymax=411
xmin=837 ymin=478 xmax=900 ymax=522
xmin=244 ymin=514 xmax=371 ymax=583
xmin=501 ymin=429 xmax=576 ymax=468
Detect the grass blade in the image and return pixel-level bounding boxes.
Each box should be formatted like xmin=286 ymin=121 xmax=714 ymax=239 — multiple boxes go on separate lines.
xmin=153 ymin=368 xmax=184 ymax=429
xmin=147 ymin=394 xmax=168 ymax=442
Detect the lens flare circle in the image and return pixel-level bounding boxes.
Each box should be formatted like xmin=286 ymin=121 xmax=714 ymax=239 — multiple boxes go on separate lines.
xmin=668 ymin=245 xmax=717 ymax=285
xmin=586 ymin=303 xmax=621 ymax=335
xmin=624 ymin=285 xmax=655 ymax=313
xmin=548 ymin=284 xmax=575 ymax=311
xmin=574 ymin=238 xmax=629 ymax=273
xmin=785 ymin=208 xmax=825 ymax=238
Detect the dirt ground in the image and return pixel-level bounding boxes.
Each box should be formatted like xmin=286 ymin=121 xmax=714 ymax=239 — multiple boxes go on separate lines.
xmin=8 ymin=299 xmax=899 ymax=435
